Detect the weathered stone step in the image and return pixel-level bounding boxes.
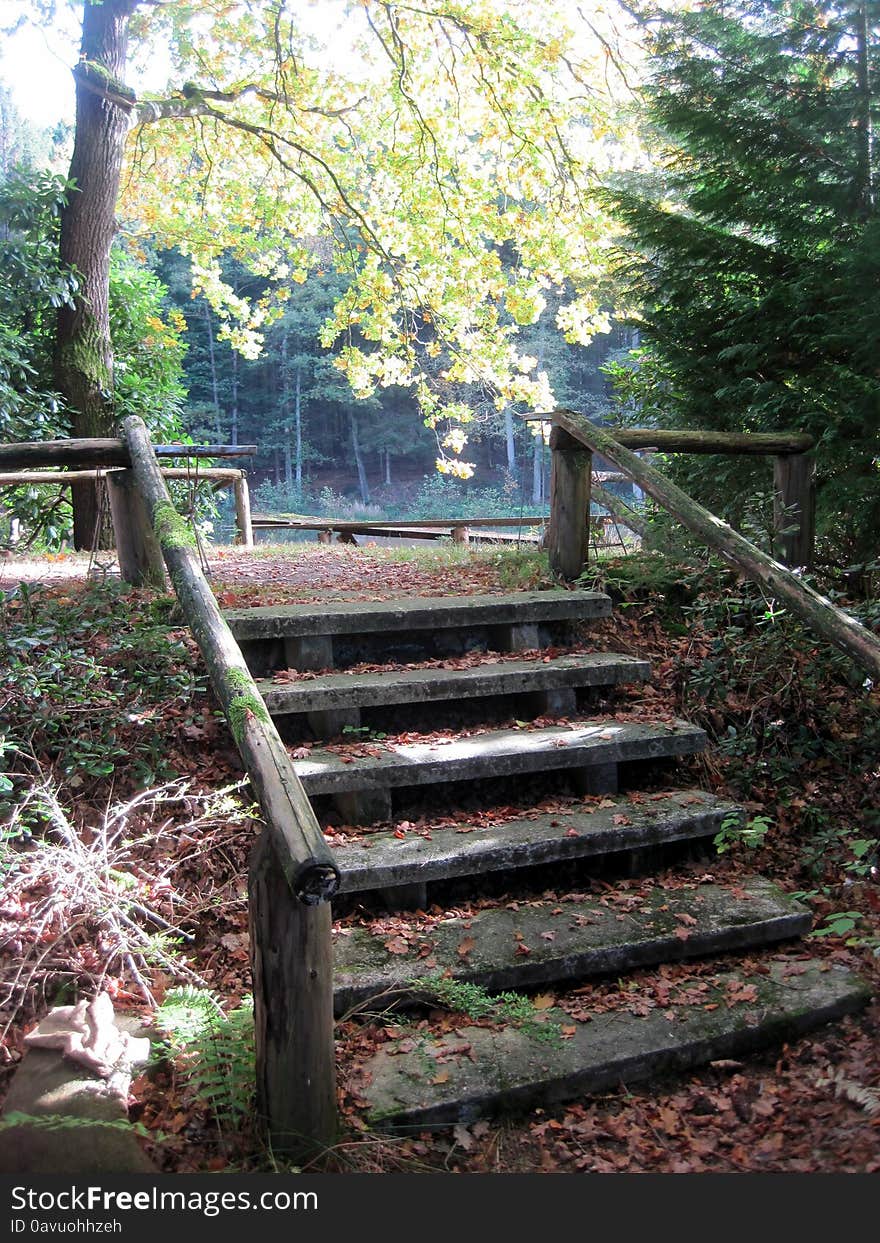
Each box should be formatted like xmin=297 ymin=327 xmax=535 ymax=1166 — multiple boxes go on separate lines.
xmin=258 ymin=652 xmax=650 ymax=723
xmin=224 ymin=590 xmax=611 ymax=673
xmin=360 ymin=959 xmax=870 ymax=1129
xmin=333 ymin=877 xmax=811 ymax=1016
xmin=294 ymin=719 xmax=707 ymax=821
xmin=332 ymin=790 xmax=739 ymax=894
xmin=226 ymin=589 xmax=611 ymax=641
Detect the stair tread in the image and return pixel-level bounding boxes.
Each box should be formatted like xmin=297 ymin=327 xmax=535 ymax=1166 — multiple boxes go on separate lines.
xmin=333 ymin=876 xmax=812 ymax=1014
xmin=294 ymin=718 xmax=707 ymax=794
xmin=224 ymin=589 xmax=611 ymax=639
xmin=360 ymin=959 xmax=870 ymax=1128
xmin=259 ymin=652 xmax=650 ymax=714
xmin=333 ymin=789 xmax=739 ymax=892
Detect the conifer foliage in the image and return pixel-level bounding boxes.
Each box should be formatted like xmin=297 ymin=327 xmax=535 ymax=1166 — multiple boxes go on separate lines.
xmin=606 ymin=1 xmax=880 ymax=574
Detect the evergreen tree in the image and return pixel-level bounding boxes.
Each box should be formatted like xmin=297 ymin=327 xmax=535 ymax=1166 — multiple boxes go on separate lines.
xmin=605 ymin=1 xmax=880 ymax=574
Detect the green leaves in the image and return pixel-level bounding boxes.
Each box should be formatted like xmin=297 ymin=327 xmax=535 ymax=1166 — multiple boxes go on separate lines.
xmin=118 ymin=0 xmax=642 ymax=470
xmin=604 ymin=0 xmax=880 ymax=574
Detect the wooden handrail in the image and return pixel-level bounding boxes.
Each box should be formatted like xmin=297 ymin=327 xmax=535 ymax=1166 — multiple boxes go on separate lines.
xmin=527 ymin=420 xmax=815 ymax=456
xmin=550 ymin=409 xmax=880 ymax=681
xmin=545 ymin=416 xmax=816 ymax=571
xmin=0 ymin=468 xmax=243 ymax=484
xmin=120 ymin=415 xmax=337 ymax=1155
xmin=0 ymin=439 xmax=256 ymax=469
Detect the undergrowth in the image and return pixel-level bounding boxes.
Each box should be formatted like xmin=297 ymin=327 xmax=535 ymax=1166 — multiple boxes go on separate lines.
xmin=580 ymin=552 xmax=880 ymax=883
xmin=0 ymin=580 xmax=206 ymax=799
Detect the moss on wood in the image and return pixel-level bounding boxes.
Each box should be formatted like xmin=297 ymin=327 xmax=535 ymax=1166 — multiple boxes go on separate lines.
xmin=225 ymin=667 xmax=270 ymax=744
xmin=153 ymin=502 xmax=195 ymax=551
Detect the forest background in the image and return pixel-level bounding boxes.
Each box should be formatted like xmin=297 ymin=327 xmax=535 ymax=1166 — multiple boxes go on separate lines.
xmin=0 ymin=0 xmax=878 ymax=584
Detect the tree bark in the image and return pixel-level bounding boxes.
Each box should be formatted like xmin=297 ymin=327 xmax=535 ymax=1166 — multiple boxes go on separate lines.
xmin=504 ymin=407 xmax=518 ymax=479
xmin=55 ymin=0 xmax=138 ymax=550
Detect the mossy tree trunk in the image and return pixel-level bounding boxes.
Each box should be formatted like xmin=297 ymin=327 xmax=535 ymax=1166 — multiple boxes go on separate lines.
xmin=55 ymin=0 xmax=138 ymax=550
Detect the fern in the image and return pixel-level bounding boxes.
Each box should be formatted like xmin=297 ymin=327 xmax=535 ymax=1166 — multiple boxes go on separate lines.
xmin=155 ymin=986 xmax=255 ymax=1135
xmin=0 ymin=1111 xmax=158 ymax=1140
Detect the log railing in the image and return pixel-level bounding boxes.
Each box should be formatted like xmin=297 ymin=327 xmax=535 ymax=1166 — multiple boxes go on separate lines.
xmin=119 ymin=416 xmax=339 ymax=1157
xmin=0 ymin=468 xmax=254 ymax=550
xmin=546 ymin=409 xmax=880 ymax=682
xmin=0 ymin=439 xmax=257 ymax=468
xmin=543 ymin=417 xmax=816 ymax=579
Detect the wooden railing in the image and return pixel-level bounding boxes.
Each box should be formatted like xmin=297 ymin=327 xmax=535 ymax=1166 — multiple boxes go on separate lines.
xmin=546 ymin=409 xmax=880 ymax=682
xmin=120 ymin=417 xmax=339 ymax=1157
xmin=0 ymin=467 xmax=254 ymax=550
xmin=0 ymin=441 xmax=257 ymax=551
xmin=542 ymin=416 xmax=816 ymax=579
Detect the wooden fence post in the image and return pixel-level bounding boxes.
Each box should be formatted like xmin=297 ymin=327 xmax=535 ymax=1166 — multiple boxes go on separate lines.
xmin=773 ymin=453 xmax=815 ymax=569
xmin=106 ymin=469 xmax=167 ymax=588
xmin=547 ymin=427 xmax=592 ymax=579
xmin=234 ymin=475 xmax=254 ymax=547
xmin=249 ymin=833 xmax=337 ymax=1158
xmin=551 ymin=409 xmax=880 ymax=680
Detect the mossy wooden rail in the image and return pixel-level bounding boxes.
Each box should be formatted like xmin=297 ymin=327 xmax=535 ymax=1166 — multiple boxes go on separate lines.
xmin=119 ymin=416 xmax=340 ymax=1158
xmin=538 ymin=418 xmax=816 ymax=578
xmin=545 ymin=409 xmax=880 ymax=682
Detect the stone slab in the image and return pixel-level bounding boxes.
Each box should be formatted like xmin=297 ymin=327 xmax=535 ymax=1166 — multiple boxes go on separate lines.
xmin=224 ymin=589 xmax=612 ymax=640
xmin=332 ymin=877 xmax=811 ymax=1015
xmin=258 ymin=652 xmax=650 ymax=716
xmin=333 ymin=790 xmax=739 ymax=893
xmin=361 ymin=960 xmax=870 ymax=1129
xmin=294 ymin=719 xmax=707 ymax=796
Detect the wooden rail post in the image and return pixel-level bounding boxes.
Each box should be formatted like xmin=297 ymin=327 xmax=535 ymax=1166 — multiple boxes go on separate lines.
xmin=773 ymin=453 xmax=815 ymax=569
xmin=233 ymin=475 xmax=254 ymax=547
xmin=120 ymin=416 xmax=339 ymax=1158
xmin=547 ymin=427 xmax=592 ymax=579
xmin=249 ymin=835 xmax=334 ymax=1157
xmin=106 ymin=470 xmax=167 ymax=588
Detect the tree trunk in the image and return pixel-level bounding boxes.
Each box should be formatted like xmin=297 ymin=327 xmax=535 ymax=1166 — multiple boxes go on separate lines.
xmin=55 ymin=0 xmax=138 ymax=550
xmin=532 ymin=429 xmax=544 ymax=504
xmin=203 ymin=302 xmax=222 ymax=442
xmin=854 ymin=3 xmax=875 ymax=216
xmin=504 ymin=407 xmax=517 ymax=479
xmin=294 ymin=364 xmax=302 ymax=491
xmin=349 ymin=409 xmax=370 ymax=504
xmin=230 ymin=350 xmax=239 ymax=448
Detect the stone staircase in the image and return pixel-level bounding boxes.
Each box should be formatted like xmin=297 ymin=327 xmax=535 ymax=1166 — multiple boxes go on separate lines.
xmin=225 ymin=589 xmax=868 ymax=1131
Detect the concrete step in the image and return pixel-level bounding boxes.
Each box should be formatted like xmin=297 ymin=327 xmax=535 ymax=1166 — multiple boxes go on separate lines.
xmin=224 ymin=590 xmax=612 ymax=673
xmin=358 ymin=959 xmax=870 ymax=1129
xmin=294 ymin=719 xmax=707 ymax=822
xmin=258 ymin=651 xmax=650 ymax=729
xmin=332 ymin=790 xmax=739 ymax=894
xmin=333 ymin=876 xmax=812 ymax=1016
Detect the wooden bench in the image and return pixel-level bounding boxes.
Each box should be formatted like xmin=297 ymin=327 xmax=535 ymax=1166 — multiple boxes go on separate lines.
xmin=250 ymin=514 xmax=546 ymax=546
